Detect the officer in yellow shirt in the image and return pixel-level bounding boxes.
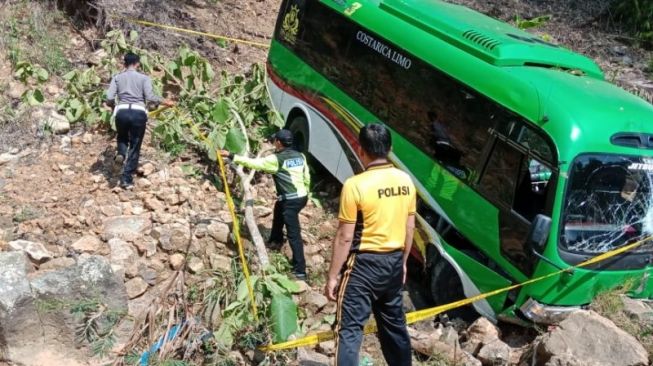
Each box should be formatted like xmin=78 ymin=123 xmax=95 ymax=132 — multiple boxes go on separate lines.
xmin=325 ymin=124 xmax=415 ymax=366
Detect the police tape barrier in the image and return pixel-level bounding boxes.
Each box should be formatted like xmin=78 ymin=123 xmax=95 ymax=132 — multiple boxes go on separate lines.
xmin=148 ymin=106 xmax=259 ymax=321
xmin=121 ymin=17 xmax=271 ymax=49
xmin=259 ymin=237 xmax=650 ymax=351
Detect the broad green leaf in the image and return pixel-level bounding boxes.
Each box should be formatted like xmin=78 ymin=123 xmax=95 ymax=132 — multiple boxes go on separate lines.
xmin=236 ymin=275 xmax=258 ymax=302
xmin=270 ymin=294 xmax=298 ymax=343
xmin=14 ymin=68 xmax=25 ymax=80
xmin=210 ymin=99 xmax=230 ymax=125
xmin=35 ymin=68 xmax=49 ymax=82
xmin=206 ymin=128 xmax=226 ymax=161
xmin=202 ymin=62 xmax=215 ymax=82
xmin=116 ymin=32 xmax=127 ymax=49
xmin=69 ymin=99 xmax=82 ymax=109
xmin=271 ymin=274 xmax=300 ymax=294
xmin=32 ymin=89 xmax=44 ymax=104
xmin=129 ymin=30 xmax=138 ymax=42
xmin=195 ymin=102 xmax=210 ymax=114
xmin=213 ymin=324 xmax=234 ymax=351
xmin=224 ymin=127 xmax=247 ymax=155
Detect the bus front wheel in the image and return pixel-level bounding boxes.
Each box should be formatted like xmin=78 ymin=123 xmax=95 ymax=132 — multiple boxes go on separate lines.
xmin=429 ymin=255 xmax=478 ymax=322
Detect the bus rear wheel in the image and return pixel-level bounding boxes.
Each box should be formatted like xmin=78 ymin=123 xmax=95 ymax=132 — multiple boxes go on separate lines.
xmin=288 ymin=115 xmax=309 ymax=154
xmin=429 ymin=255 xmax=478 ymax=323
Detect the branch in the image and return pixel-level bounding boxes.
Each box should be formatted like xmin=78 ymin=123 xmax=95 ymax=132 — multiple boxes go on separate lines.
xmin=235 ymin=167 xmax=269 ymax=267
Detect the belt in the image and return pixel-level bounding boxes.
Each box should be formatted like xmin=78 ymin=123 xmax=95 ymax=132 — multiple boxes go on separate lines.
xmin=277 ymin=192 xmax=307 ymax=201
xmin=113 ymin=103 xmax=147 ymax=117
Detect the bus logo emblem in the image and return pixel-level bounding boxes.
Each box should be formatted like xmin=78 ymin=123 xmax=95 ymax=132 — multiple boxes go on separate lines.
xmin=281 ymin=5 xmax=300 ymax=45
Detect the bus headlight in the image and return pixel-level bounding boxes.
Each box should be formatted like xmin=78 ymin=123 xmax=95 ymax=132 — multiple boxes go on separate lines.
xmin=520 ymin=298 xmax=581 ymax=324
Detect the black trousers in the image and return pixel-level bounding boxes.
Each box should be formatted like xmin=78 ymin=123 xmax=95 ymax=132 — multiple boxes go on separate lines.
xmin=335 ymin=251 xmax=411 ymax=366
xmin=269 ymin=196 xmax=308 ymax=275
xmin=115 ymin=109 xmax=147 ymax=185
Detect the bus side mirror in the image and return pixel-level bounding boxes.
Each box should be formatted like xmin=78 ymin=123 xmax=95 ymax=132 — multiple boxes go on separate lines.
xmin=527 ymin=214 xmax=552 ymax=254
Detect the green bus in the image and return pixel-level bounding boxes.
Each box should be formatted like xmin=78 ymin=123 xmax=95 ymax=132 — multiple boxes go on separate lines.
xmin=267 ymin=0 xmax=653 ymax=324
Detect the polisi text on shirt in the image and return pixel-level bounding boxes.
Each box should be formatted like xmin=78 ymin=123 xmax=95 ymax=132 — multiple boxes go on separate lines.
xmin=378 ymin=185 xmax=410 ymax=198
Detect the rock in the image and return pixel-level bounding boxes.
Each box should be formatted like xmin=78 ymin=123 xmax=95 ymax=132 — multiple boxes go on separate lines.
xmin=152 ymin=223 xmax=191 ymax=252
xmin=0 ymin=251 xmax=33 ymax=317
xmin=81 ymin=132 xmax=93 ymax=144
xmin=125 ymin=277 xmax=149 ymax=299
xmin=137 ymin=178 xmax=152 ymax=189
xmin=140 ymin=267 xmax=158 ymax=286
xmin=41 ymin=110 xmax=70 ymax=135
xmin=128 ymin=290 xmax=154 ymax=319
xmin=17 ymin=255 xmax=128 ymax=364
xmin=207 ymin=221 xmax=230 ymax=243
xmin=463 ymin=317 xmax=500 ymax=355
xmin=533 ymin=310 xmax=648 ymax=366
xmin=144 ymin=197 xmax=165 ymax=213
xmin=133 ymin=236 xmax=157 ymax=257
xmin=621 ymin=295 xmax=653 ymax=323
xmin=138 ymin=162 xmax=156 ymax=177
xmin=71 ymin=235 xmax=106 ymax=254
xmin=318 ymin=340 xmax=336 ymax=355
xmin=164 ymin=193 xmax=183 ymax=206
xmin=477 ymin=340 xmax=511 ymax=366
xmin=8 ymin=81 xmax=26 ymax=100
xmin=303 ymin=291 xmax=328 ymax=311
xmin=169 ymin=253 xmax=185 ymax=270
xmin=101 ymin=205 xmax=123 ymax=217
xmin=103 ymin=215 xmax=152 ymax=242
xmin=8 ymin=239 xmax=52 ymax=263
xmin=109 ymin=238 xmax=138 ymax=275
xmin=88 ymin=48 xmax=108 ymax=66
xmin=297 ymin=348 xmax=331 ymax=366
xmin=254 ymin=205 xmax=273 ymax=217
xmin=210 ymin=253 xmax=232 ymax=271
xmin=410 ymin=327 xmax=481 ymax=366
xmin=39 ymin=257 xmax=76 ymax=271
xmin=296 ymin=280 xmax=310 ymax=293
xmin=0 ymin=152 xmax=18 ymax=165
xmin=188 ymin=257 xmax=204 ymax=274
xmin=439 ymin=325 xmax=460 ymax=348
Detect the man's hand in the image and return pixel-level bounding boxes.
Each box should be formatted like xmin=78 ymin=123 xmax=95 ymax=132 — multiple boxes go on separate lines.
xmin=325 ymin=276 xmax=339 ymax=301
xmin=162 ymin=99 xmax=176 ymax=107
xmin=219 ymin=150 xmax=231 ymax=158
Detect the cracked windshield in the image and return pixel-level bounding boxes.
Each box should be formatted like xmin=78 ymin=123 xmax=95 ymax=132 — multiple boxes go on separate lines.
xmin=561 ymin=154 xmax=653 ymax=254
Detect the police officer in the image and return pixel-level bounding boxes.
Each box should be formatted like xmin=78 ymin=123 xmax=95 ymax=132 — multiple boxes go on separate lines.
xmin=220 ymin=129 xmax=311 ymax=280
xmin=105 ymin=52 xmax=174 ymax=189
xmin=325 ymin=123 xmax=415 ymax=365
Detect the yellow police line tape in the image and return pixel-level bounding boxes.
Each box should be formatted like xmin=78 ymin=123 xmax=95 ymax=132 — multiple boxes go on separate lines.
xmin=123 ymin=18 xmax=270 ymax=49
xmin=260 ymin=236 xmax=651 ymax=351
xmin=148 ymin=106 xmax=259 ymax=321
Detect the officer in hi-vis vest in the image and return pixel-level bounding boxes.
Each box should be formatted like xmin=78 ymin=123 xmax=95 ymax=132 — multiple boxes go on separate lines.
xmin=325 ymin=123 xmax=415 ymax=366
xmin=220 ymin=129 xmax=311 ymax=280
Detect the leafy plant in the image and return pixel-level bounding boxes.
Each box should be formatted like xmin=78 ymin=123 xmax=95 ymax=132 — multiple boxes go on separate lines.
xmin=611 ymin=0 xmax=653 ymax=47
xmin=515 ymin=15 xmax=551 ymax=30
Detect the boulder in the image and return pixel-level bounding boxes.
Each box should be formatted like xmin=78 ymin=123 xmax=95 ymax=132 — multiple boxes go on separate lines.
xmin=169 ymin=253 xmax=185 ymax=270
xmin=8 ymin=239 xmax=52 ymax=263
xmin=533 ymin=310 xmax=648 ymax=366
xmin=207 ymin=221 xmax=230 ymax=243
xmin=133 ymin=236 xmax=157 ymax=257
xmin=124 ymin=277 xmax=149 ymax=299
xmin=462 ymin=317 xmax=500 ymax=355
xmin=41 ymin=110 xmax=70 ymax=135
xmin=152 ymin=223 xmax=191 ymax=252
xmin=71 ymin=235 xmax=107 ymax=254
xmin=210 ymin=253 xmax=232 ymax=271
xmin=109 ymin=238 xmax=138 ymax=275
xmin=477 ymin=340 xmax=511 ymax=366
xmin=303 ymin=291 xmax=329 ymax=311
xmin=188 ymin=257 xmax=204 ymax=274
xmin=410 ymin=327 xmax=481 ymax=366
xmin=138 ymin=162 xmax=156 ymax=177
xmin=297 ymin=348 xmax=330 ymax=366
xmin=144 ymin=197 xmax=165 ymax=213
xmin=103 ymin=215 xmax=152 ymax=242
xmin=621 ymin=295 xmax=653 ymax=323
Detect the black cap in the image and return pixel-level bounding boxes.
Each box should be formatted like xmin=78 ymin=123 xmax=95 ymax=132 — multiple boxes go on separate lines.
xmin=272 ymin=129 xmax=293 ymax=146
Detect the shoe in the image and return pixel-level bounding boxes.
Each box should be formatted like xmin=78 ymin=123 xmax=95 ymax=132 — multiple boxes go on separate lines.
xmin=290 ymin=272 xmax=307 ymax=282
xmin=266 ymin=241 xmax=283 ymax=251
xmin=114 ymin=154 xmax=125 ymax=165
xmin=119 ymin=181 xmax=134 ymax=190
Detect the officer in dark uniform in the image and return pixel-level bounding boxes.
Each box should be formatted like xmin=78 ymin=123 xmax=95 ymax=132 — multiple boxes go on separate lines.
xmin=325 ymin=123 xmax=415 ymax=365
xmin=220 ymin=129 xmax=311 ymax=280
xmin=105 ymin=52 xmax=174 ymax=188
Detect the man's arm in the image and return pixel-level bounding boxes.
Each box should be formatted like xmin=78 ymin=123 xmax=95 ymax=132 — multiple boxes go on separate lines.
xmin=325 ymin=222 xmax=355 ymax=301
xmin=228 ymin=153 xmax=279 ymax=174
xmin=143 ymin=76 xmax=164 ymax=104
xmin=105 ymin=76 xmax=117 ymax=107
xmin=402 ymin=214 xmax=416 ymax=284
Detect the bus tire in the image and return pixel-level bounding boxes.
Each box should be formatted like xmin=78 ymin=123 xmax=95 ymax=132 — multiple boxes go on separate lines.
xmin=288 ymin=115 xmax=309 ymax=154
xmin=429 ymin=255 xmax=478 ymax=322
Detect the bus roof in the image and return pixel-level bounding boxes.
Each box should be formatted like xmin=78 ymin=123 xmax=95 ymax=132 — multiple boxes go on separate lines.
xmin=378 ymin=0 xmax=604 ymax=79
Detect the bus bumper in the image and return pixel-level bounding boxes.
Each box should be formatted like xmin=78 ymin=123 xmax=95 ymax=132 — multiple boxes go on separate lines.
xmin=520 ymin=298 xmax=582 ymax=324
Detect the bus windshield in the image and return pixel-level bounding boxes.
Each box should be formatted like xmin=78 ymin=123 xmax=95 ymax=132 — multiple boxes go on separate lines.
xmin=561 ymin=154 xmax=653 ymax=254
